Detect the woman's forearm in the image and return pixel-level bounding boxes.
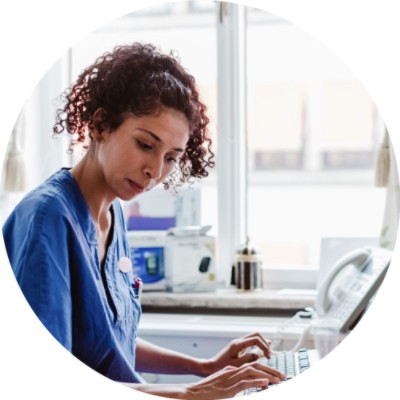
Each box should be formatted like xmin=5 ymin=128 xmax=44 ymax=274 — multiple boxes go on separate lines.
xmin=135 ymin=338 xmax=211 ymax=376
xmin=123 ymin=382 xmax=188 ymax=399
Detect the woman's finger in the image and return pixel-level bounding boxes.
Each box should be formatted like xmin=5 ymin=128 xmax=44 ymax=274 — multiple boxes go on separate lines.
xmin=220 ymin=363 xmax=284 ymax=388
xmin=234 ymin=353 xmax=286 ymax=380
xmin=250 ymin=361 xmax=286 ymax=381
xmin=187 ymin=362 xmax=285 ymax=399
xmin=231 ymin=335 xmax=272 ymax=359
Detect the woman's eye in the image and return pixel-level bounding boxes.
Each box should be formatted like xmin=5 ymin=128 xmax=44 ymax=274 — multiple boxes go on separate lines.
xmin=138 ymin=141 xmax=153 ymax=151
xmin=166 ymin=156 xmax=178 ymax=164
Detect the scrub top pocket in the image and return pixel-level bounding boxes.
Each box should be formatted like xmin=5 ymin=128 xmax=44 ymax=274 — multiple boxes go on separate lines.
xmin=107 ymin=259 xmax=142 ymax=324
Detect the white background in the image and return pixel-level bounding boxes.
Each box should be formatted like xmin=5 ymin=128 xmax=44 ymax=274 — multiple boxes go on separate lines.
xmin=1 ymin=1 xmax=399 ymax=399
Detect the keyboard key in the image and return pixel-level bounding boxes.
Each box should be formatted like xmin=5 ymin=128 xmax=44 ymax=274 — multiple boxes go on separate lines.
xmin=256 ymin=350 xmax=311 ymax=387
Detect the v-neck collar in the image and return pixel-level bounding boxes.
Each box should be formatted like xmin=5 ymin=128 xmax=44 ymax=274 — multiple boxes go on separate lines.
xmin=59 ymin=168 xmax=117 ymax=268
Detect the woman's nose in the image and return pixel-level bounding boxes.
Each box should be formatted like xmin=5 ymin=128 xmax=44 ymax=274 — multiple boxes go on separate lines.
xmin=144 ymin=156 xmax=163 ymax=181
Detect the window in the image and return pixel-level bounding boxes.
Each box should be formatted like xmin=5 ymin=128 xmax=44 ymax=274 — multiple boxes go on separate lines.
xmin=26 ymin=1 xmax=387 ymax=290
xmin=245 ymin=7 xmax=385 ymax=275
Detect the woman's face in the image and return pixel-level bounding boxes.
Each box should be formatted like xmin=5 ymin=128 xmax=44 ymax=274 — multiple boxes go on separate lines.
xmin=95 ymin=107 xmax=190 ymax=201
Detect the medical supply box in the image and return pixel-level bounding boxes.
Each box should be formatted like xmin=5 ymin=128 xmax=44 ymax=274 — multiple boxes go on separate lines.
xmin=164 ymin=226 xmax=217 ymax=293
xmin=127 ymin=231 xmax=167 ymax=291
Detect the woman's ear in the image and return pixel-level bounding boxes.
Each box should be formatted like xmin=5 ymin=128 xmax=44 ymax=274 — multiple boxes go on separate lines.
xmin=90 ymin=108 xmax=107 ymax=142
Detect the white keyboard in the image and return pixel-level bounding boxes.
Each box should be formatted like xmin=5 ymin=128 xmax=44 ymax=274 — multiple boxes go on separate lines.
xmin=243 ymin=348 xmax=318 ymax=395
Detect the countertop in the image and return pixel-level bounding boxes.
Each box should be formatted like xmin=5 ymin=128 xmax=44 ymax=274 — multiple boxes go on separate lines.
xmin=141 ymin=287 xmax=317 ymax=315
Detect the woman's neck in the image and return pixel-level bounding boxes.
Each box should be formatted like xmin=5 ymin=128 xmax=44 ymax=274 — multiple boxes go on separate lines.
xmin=70 ymin=156 xmax=115 ymax=225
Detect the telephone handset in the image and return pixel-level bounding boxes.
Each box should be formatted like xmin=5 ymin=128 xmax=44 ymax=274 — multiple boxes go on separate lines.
xmin=315 ymin=246 xmax=391 ymax=333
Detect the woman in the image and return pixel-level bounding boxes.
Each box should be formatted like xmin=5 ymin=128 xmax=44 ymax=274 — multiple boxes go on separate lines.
xmin=2 ymin=43 xmax=285 ymax=399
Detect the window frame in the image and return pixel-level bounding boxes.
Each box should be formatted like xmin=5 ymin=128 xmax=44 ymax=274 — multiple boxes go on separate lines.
xmin=216 ymin=2 xmax=249 ymax=284
xmin=215 ymin=3 xmax=319 ymax=289
xmin=215 ymin=3 xmax=385 ymax=290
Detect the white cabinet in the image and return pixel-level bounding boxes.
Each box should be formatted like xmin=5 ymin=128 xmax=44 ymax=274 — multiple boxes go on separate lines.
xmin=140 ymin=335 xmax=233 ymax=384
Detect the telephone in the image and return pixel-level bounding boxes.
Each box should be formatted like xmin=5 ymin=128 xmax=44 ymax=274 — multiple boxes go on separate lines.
xmin=315 ymin=246 xmax=391 ymax=333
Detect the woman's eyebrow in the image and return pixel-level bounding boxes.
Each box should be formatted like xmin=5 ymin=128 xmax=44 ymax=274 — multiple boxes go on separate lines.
xmin=137 ymin=128 xmax=161 ymax=142
xmin=137 ymin=128 xmax=185 ymax=153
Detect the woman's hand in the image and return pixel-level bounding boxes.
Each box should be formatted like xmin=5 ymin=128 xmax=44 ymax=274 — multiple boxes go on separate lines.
xmin=185 ymin=361 xmax=285 ymax=400
xmin=201 ymin=332 xmax=276 ymax=376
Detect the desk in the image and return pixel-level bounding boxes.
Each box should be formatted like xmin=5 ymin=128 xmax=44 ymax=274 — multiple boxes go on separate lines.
xmin=138 ymin=288 xmax=319 ymax=383
xmin=138 ymin=311 xmax=318 ymax=384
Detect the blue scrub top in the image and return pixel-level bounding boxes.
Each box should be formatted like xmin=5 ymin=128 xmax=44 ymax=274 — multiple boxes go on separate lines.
xmin=2 ymin=169 xmax=145 ymax=383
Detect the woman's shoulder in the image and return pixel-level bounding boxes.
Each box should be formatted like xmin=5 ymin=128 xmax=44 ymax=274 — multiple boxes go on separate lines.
xmin=8 ymin=169 xmax=87 ymax=229
xmin=2 ymin=170 xmax=83 ymax=255
xmin=21 ymin=169 xmax=75 ymax=211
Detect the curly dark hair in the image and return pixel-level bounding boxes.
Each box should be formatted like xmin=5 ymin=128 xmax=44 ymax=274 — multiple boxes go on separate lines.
xmin=54 ymin=42 xmax=214 ymax=188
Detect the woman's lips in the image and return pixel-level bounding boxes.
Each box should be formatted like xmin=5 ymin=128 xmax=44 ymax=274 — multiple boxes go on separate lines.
xmin=128 ymin=179 xmax=145 ymax=194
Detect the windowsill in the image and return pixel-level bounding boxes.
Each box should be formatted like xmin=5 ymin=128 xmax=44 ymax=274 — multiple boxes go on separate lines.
xmin=201 ymin=169 xmax=375 ymax=187
xmin=141 ymin=287 xmax=317 ymax=316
